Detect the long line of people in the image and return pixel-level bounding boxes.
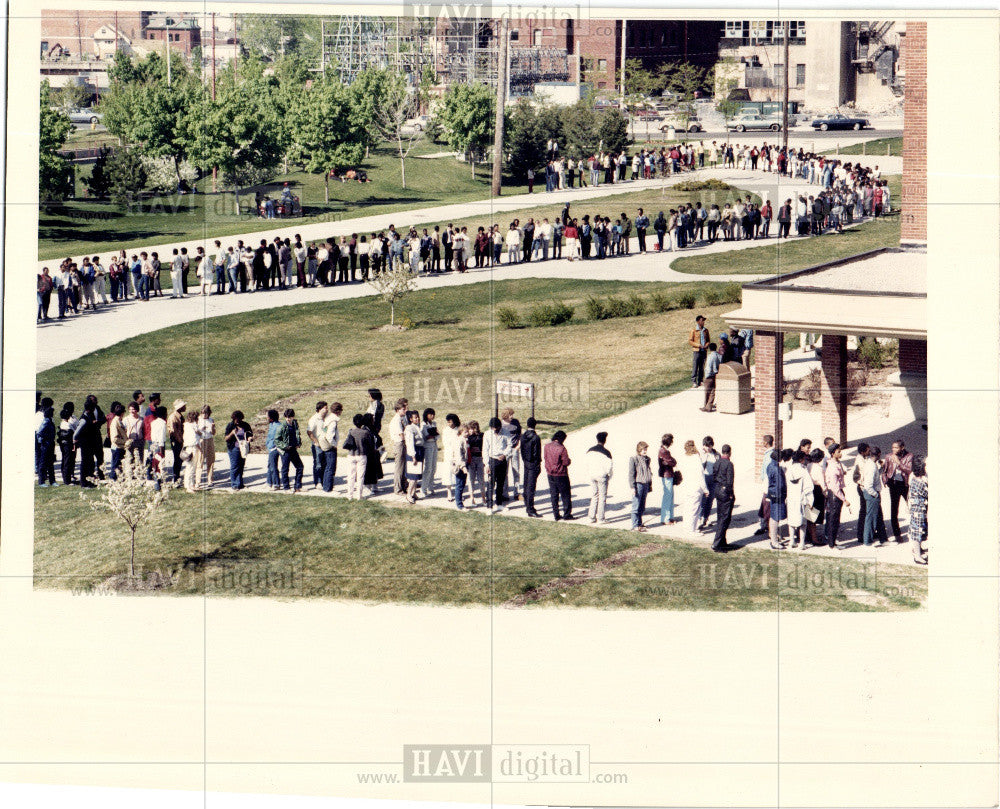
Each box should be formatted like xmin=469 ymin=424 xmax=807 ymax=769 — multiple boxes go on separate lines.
xmin=35 ymin=388 xmax=928 ymax=565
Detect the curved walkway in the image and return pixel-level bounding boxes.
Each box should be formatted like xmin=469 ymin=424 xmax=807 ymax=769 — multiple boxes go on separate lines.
xmin=38 ymin=168 xmax=855 ymax=372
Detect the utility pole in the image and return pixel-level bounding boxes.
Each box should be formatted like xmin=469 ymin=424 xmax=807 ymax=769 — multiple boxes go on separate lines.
xmin=233 ymin=13 xmax=238 ymax=83
xmin=211 ymin=11 xmax=217 ymax=193
xmin=619 ymin=19 xmax=627 ymax=110
xmin=782 ymin=20 xmax=790 ymax=153
xmin=165 ymin=32 xmax=172 ymax=86
xmin=321 ymin=19 xmax=326 ymax=79
xmin=491 ymin=16 xmax=508 ymax=197
xmin=575 ymin=40 xmax=581 ymax=92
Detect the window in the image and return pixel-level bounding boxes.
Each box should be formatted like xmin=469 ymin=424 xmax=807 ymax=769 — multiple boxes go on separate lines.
xmin=725 ymin=21 xmax=749 ymax=39
xmin=773 ymin=64 xmax=784 ymax=84
xmin=598 ymin=59 xmax=607 ymax=72
xmin=796 ymin=63 xmax=806 ymax=86
xmin=532 ymin=29 xmax=542 ymax=47
xmin=789 ymin=20 xmax=806 ymax=39
xmin=509 ymin=29 xmax=519 ymax=41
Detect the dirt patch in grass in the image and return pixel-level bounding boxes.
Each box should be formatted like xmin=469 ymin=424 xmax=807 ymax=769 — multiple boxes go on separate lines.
xmin=504 ymin=541 xmax=668 ymax=608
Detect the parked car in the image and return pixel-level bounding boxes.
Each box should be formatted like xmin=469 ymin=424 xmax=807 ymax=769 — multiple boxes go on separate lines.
xmin=659 ymin=116 xmax=704 ymax=133
xmin=400 ymin=115 xmax=432 ymax=136
xmin=810 ymin=113 xmax=871 ymax=131
xmin=66 ymin=107 xmax=102 ymax=125
xmin=726 ymin=113 xmax=786 ymax=132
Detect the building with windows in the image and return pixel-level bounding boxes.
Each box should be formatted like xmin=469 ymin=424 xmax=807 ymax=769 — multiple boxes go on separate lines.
xmin=142 ymin=14 xmax=202 ymax=57
xmin=717 ymin=19 xmax=903 ymax=111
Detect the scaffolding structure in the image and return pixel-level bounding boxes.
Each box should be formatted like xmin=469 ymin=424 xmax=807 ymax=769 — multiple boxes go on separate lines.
xmin=433 ymin=15 xmax=498 ymax=87
xmin=321 ymin=16 xmax=390 ymax=84
xmin=509 ymin=47 xmax=570 ymax=95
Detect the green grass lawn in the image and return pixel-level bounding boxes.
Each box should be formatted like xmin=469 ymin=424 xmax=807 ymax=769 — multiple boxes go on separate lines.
xmin=822 ymin=136 xmax=903 ymax=157
xmin=33 ymin=486 xmax=925 ymax=609
xmin=37 ymin=278 xmax=747 ymax=445
xmin=40 ymin=141 xmax=529 ymax=260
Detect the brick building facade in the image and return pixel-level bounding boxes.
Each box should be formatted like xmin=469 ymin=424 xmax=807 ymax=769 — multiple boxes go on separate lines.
xmin=900 ymin=22 xmax=927 ymax=246
xmin=41 ymin=10 xmax=147 ymax=58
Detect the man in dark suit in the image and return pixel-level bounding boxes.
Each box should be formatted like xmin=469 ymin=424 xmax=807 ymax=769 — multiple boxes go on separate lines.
xmin=712 ymin=444 xmax=736 ymax=552
xmin=519 ymin=417 xmax=542 ymax=517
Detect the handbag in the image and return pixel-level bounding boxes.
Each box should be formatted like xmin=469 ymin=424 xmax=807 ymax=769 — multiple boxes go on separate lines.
xmin=672 ymin=469 xmax=683 ymax=486
xmin=238 ymin=439 xmax=250 ymax=459
xmin=414 ymin=445 xmax=425 ymax=464
xmin=804 ymin=505 xmax=821 ymax=522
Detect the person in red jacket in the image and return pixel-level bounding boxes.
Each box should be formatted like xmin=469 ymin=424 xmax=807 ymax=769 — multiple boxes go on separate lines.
xmin=881 ymin=439 xmax=914 ymax=542
xmin=543 ymin=430 xmax=574 ymax=521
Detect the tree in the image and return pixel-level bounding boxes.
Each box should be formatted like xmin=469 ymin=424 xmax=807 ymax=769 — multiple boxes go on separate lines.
xmin=362 ymin=69 xmax=422 ymax=188
xmin=438 ymin=82 xmax=494 ymax=178
xmin=107 ymin=147 xmax=148 ymax=208
xmin=39 ymin=82 xmax=73 ymax=201
xmin=83 ymin=454 xmax=170 ymax=578
xmin=368 ymin=261 xmax=418 ymax=327
xmin=54 ymin=82 xmax=91 ymax=111
xmin=83 ymin=146 xmax=113 ymax=199
xmin=418 ymin=62 xmax=437 ymax=114
xmin=237 ymin=14 xmax=324 ymax=63
xmin=287 ymin=79 xmax=366 ymax=201
xmin=562 ymin=99 xmax=599 ymax=157
xmin=351 ymin=67 xmax=395 ymax=158
xmin=660 ymin=62 xmax=707 ymax=139
xmin=597 ymin=107 xmax=630 ymax=155
xmin=714 ymin=57 xmax=744 ymax=139
xmin=504 ymin=99 xmax=543 ymax=182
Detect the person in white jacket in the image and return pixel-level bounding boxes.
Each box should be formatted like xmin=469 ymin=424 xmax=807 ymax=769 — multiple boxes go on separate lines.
xmin=785 ymin=451 xmax=814 ymax=550
xmin=441 ymin=414 xmax=461 ymax=503
xmin=679 ymin=439 xmax=707 ymax=536
xmin=586 ymin=432 xmax=614 ymax=523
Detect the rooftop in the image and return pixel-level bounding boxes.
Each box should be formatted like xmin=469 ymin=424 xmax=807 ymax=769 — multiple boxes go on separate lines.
xmin=751 ymin=247 xmax=926 ymax=297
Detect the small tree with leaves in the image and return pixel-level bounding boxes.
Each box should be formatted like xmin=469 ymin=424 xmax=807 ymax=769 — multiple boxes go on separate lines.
xmin=714 ymin=57 xmax=744 ymax=141
xmin=82 ymin=454 xmax=169 ymax=578
xmin=368 ymin=72 xmax=421 ymax=189
xmin=107 ymin=147 xmax=148 ymax=208
xmin=83 ymin=146 xmax=113 ymax=199
xmin=439 ymin=82 xmax=494 ymax=178
xmin=661 ymin=62 xmax=706 ymax=140
xmin=368 ymin=261 xmax=418 ymax=327
xmin=39 ymin=82 xmax=73 ymax=201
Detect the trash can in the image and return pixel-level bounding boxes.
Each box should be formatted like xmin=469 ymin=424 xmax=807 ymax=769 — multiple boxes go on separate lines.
xmin=717 ymin=361 xmax=752 ymax=415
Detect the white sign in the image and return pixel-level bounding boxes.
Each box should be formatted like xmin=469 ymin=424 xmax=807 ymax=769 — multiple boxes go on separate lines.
xmin=495 ymin=380 xmax=534 ymax=398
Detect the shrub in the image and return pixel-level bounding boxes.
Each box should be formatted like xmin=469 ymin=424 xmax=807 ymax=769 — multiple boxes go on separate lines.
xmin=625 ymin=292 xmax=647 ymax=317
xmin=603 ymin=297 xmax=628 ymax=318
xmin=721 ymin=282 xmax=742 ymax=304
xmin=702 ymin=288 xmax=723 ymax=306
xmin=142 ymin=156 xmax=198 ymax=195
xmin=676 ymin=292 xmax=696 ymax=309
xmin=858 ymin=337 xmax=897 ymax=370
xmin=496 ymin=306 xmax=523 ymax=329
xmin=672 ymin=179 xmax=736 ymax=192
xmin=585 ymin=296 xmax=608 ymax=320
xmin=649 ymin=290 xmax=672 ymax=312
xmin=528 ymin=301 xmax=574 ymax=327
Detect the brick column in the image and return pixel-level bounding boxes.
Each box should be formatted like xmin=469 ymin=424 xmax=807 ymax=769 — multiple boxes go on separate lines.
xmin=820 ymin=334 xmax=849 ymax=447
xmin=898 ymin=338 xmax=927 ymax=375
xmin=901 ymin=22 xmax=927 ymax=246
xmin=754 ymin=330 xmax=784 ymax=470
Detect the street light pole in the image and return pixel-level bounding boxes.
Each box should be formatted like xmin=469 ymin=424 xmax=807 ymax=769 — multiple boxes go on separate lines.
xmin=491 ymin=16 xmax=508 ymax=197
xmin=782 ymin=20 xmax=790 ymax=153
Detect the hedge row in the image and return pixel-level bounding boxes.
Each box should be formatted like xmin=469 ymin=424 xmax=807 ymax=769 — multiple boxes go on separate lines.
xmin=496 ymin=284 xmax=741 ymax=329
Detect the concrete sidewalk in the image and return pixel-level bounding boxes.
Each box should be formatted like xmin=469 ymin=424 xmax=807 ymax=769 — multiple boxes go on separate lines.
xmin=174 ymin=354 xmax=925 ymax=570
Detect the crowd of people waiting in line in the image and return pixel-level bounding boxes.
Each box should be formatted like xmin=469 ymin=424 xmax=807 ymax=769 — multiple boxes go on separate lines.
xmin=36 ymin=140 xmax=892 ymax=322
xmin=34 ymin=384 xmax=928 ymax=565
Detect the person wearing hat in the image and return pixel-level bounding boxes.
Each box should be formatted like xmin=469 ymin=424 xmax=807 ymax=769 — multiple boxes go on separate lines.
xmin=166 ymin=399 xmax=187 ymax=486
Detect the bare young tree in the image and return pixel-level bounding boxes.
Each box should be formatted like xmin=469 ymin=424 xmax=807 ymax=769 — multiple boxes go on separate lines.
xmin=371 ymin=75 xmax=421 ymax=189
xmin=368 ymin=261 xmax=418 ymax=327
xmin=82 ymin=454 xmax=169 ymax=578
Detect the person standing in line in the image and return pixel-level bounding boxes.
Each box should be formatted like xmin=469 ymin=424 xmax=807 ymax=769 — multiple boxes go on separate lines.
xmin=867 ymin=446 xmax=890 ymax=545
xmin=224 ymin=410 xmax=252 ymax=492
xmin=403 ymin=410 xmax=425 ymax=504
xmin=698 ymin=436 xmax=720 ymax=530
xmin=265 ymin=409 xmax=282 ymax=491
xmin=657 ymin=433 xmax=679 ymax=525
xmin=465 ymin=420 xmax=486 ymax=507
xmin=420 ymin=409 xmax=440 ymax=498
xmin=765 ymin=449 xmax=790 ymax=549
xmin=635 ymin=208 xmax=649 ymax=253
xmin=166 ymin=400 xmax=187 ymax=486
xmin=276 ymin=408 xmax=304 ymax=493
xmin=321 ymin=403 xmax=342 ymax=494
xmin=441 ymin=414 xmax=461 ymax=502
xmin=92 ymin=255 xmax=109 ymax=305
xmin=586 ymin=431 xmax=613 ymax=524
xmin=881 ymin=439 xmax=914 ymax=542
xmin=365 ymin=388 xmax=385 ymax=456
xmin=360 ymin=413 xmax=383 ymax=497
xmin=628 ymin=441 xmax=653 ymax=533
xmin=908 ymin=456 xmax=928 ymax=564
xmin=57 ymin=405 xmax=78 ymax=485
xmin=543 ymin=430 xmax=574 ymax=521
xmin=786 ymin=450 xmax=814 ymax=550
xmin=520 ymin=417 xmax=543 ymax=517
xmin=148 ymin=406 xmax=168 ymax=490
xmin=483 ymin=417 xmax=511 ymax=512
xmin=824 ymin=442 xmax=849 ymax=548
xmin=306 ymin=402 xmax=329 ymax=490
xmin=807 ymin=447 xmax=826 ymax=546
xmin=193 ymin=405 xmax=215 ymax=490
xmin=500 ymin=408 xmax=522 ymax=501
xmin=390 ymin=399 xmax=409 ymax=496
xmin=711 ymin=444 xmax=736 ymax=552
xmin=679 ymin=440 xmax=706 ymax=536
xmin=450 ymin=425 xmax=470 ymax=509
xmin=342 ymin=414 xmax=371 ymax=500
xmin=689 ymin=315 xmax=708 ymax=388
xmin=36 ymin=406 xmax=57 ymax=487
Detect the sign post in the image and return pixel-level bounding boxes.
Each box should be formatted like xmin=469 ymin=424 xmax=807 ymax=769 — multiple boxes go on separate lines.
xmin=494 ymin=380 xmax=535 ymax=421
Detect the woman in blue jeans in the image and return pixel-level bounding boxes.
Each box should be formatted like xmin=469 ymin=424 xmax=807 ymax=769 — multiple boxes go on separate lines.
xmin=657 ymin=433 xmax=679 ymax=525
xmin=224 ymin=410 xmax=253 ymax=491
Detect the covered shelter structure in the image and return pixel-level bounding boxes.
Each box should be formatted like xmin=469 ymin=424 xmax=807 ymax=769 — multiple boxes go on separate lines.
xmin=724 ymin=248 xmax=927 ymax=468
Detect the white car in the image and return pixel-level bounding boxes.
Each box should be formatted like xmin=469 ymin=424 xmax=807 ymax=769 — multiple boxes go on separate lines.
xmin=67 ymin=107 xmax=102 ymax=125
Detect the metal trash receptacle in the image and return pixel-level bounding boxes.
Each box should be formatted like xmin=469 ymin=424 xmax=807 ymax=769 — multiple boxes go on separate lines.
xmin=717 ymin=361 xmax=752 ymax=414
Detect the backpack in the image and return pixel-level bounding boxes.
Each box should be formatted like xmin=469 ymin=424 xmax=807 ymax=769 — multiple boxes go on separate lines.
xmin=852 ymin=463 xmax=862 ymax=484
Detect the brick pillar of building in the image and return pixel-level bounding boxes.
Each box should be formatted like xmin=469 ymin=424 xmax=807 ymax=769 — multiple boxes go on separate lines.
xmin=901 ymin=22 xmax=927 ymax=245
xmin=820 ymin=334 xmax=849 ymax=447
xmin=754 ymin=330 xmax=784 ymax=470
xmin=898 ymin=338 xmax=927 ymax=375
